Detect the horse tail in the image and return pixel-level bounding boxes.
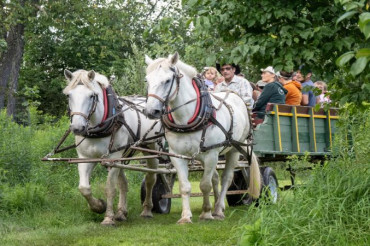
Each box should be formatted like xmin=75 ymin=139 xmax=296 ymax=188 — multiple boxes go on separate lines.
xmin=248 ymin=152 xmax=261 ymax=199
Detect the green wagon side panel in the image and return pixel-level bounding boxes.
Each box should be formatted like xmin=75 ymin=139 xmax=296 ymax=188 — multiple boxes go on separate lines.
xmin=252 ymin=104 xmax=338 ymax=158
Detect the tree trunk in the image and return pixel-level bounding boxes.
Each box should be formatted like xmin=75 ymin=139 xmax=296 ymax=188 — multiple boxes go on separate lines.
xmin=0 ymin=23 xmax=25 ymax=116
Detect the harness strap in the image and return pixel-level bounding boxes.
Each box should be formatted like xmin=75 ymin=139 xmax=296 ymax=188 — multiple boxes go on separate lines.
xmin=70 ymin=112 xmax=89 ymax=120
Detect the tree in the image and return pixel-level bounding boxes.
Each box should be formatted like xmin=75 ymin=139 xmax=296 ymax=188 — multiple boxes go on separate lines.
xmin=19 ymin=0 xmax=182 ymax=117
xmin=182 ymin=0 xmax=369 ymax=107
xmin=0 ymin=0 xmax=39 ymax=117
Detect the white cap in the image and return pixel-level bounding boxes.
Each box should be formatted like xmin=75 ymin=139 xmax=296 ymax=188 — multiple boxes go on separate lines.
xmin=260 ymin=66 xmax=275 ymax=75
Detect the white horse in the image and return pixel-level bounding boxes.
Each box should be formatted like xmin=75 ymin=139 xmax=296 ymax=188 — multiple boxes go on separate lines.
xmin=144 ymin=53 xmax=261 ymax=224
xmin=63 ymin=69 xmax=162 ymax=226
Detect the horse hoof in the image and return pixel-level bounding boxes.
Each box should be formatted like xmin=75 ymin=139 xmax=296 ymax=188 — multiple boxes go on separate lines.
xmin=177 ymin=218 xmax=192 ymax=224
xmin=114 ymin=214 xmax=127 ymax=222
xmin=90 ymin=199 xmax=107 ymax=214
xmin=101 ymin=217 xmax=115 ymax=226
xmin=199 ymin=212 xmax=214 ymax=221
xmin=140 ymin=212 xmax=153 ymax=218
xmin=212 ymin=213 xmax=225 ymax=220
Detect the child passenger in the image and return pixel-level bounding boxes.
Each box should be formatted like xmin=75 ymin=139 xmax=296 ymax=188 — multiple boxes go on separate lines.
xmin=202 ymin=67 xmax=219 ymax=91
xmin=314 ymin=81 xmax=331 ymax=105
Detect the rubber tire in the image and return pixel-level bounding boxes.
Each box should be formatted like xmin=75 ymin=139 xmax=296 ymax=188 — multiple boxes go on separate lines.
xmin=140 ymin=175 xmax=171 ymax=214
xmin=226 ymin=169 xmax=250 ymax=206
xmin=260 ymin=167 xmax=279 ymax=204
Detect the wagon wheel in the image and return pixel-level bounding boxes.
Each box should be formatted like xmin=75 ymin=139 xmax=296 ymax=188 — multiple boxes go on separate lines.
xmin=226 ymin=168 xmax=250 ymax=206
xmin=140 ymin=174 xmax=173 ymax=214
xmin=260 ymin=167 xmax=279 ymax=204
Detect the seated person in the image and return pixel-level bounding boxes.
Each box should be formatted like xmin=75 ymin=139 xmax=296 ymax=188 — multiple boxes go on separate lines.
xmin=214 ymin=63 xmax=254 ymax=108
xmin=314 ymin=81 xmax=331 ymax=105
xmin=253 ymin=66 xmax=287 ymax=119
xmin=276 ymin=71 xmax=302 ymax=105
xmin=295 ymin=64 xmax=316 ymax=107
xmin=202 ymin=67 xmax=219 ymax=91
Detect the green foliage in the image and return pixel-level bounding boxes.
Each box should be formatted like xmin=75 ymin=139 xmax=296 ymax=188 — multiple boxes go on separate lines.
xmin=237 ymin=109 xmax=370 ymax=245
xmin=113 ymin=44 xmax=147 ymax=96
xmin=0 ymin=183 xmax=48 ymax=213
xmin=19 ymin=0 xmax=182 ymax=116
xmin=183 ymin=0 xmax=369 ymax=109
xmin=0 ymin=110 xmax=34 ymax=184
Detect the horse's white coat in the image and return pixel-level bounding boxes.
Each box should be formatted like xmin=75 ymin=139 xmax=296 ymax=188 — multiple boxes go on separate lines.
xmin=145 ymin=53 xmax=261 ymax=223
xmin=64 ymin=69 xmax=162 ymax=225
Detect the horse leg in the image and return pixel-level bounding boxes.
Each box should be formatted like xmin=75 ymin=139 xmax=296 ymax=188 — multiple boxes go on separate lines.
xmin=141 ymin=153 xmax=159 ymax=218
xmin=171 ymin=157 xmax=192 ymax=224
xmin=212 ymin=170 xmax=220 ymax=206
xmin=114 ymin=169 xmax=128 ymax=222
xmin=199 ymin=152 xmax=218 ymax=221
xmin=213 ymin=150 xmax=239 ymax=220
xmin=101 ymin=167 xmax=120 ymax=226
xmin=78 ymin=163 xmax=106 ymax=214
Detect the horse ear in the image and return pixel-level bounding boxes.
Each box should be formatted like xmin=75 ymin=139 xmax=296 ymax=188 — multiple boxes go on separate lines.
xmin=64 ymin=69 xmax=73 ymax=81
xmin=170 ymin=52 xmax=179 ymax=65
xmin=87 ymin=70 xmax=95 ymax=81
xmin=145 ymin=55 xmax=153 ymax=65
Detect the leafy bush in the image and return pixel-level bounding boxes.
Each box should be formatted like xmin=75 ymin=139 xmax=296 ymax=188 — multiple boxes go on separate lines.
xmin=238 ymin=109 xmax=370 ymax=245
xmin=0 ymin=183 xmax=48 ymax=213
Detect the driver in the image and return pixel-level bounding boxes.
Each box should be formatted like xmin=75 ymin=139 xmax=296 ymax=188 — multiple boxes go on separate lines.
xmin=214 ymin=63 xmax=254 ymax=109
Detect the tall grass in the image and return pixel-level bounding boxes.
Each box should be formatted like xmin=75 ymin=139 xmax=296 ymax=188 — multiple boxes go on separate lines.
xmin=238 ymin=109 xmax=370 ymax=245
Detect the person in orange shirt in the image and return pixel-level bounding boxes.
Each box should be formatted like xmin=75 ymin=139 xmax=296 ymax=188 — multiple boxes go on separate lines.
xmin=277 ymin=71 xmax=302 ymax=105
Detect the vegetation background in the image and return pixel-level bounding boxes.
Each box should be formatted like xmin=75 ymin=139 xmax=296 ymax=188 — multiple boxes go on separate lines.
xmin=0 ymin=0 xmax=369 ymax=245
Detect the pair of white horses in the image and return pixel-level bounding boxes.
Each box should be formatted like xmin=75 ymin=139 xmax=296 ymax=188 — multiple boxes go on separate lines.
xmin=64 ymin=52 xmax=261 ymax=225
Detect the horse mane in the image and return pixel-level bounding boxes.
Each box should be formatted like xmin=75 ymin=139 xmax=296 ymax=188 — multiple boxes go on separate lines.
xmin=146 ymin=56 xmax=198 ymax=78
xmin=63 ymin=69 xmax=109 ymax=94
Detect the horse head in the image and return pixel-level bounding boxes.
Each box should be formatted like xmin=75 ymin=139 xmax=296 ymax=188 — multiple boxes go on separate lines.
xmin=63 ymin=69 xmax=108 ymax=135
xmin=144 ymin=52 xmax=198 ymax=120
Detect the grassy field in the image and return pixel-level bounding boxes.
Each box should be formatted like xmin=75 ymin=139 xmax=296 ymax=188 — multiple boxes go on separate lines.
xmin=0 ymin=177 xmax=268 ymax=246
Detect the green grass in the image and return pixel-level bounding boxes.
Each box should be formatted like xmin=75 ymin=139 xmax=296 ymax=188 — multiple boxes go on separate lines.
xmin=0 ymin=179 xmax=254 ymax=246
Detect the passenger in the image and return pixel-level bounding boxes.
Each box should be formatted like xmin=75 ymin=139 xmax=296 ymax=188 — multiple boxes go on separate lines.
xmin=214 ymin=63 xmax=254 ymax=108
xmin=250 ymin=82 xmax=261 ymax=103
xmin=253 ymin=66 xmax=287 ymax=119
xmin=314 ymin=81 xmax=331 ymax=105
xmin=276 ymin=71 xmax=302 ymax=106
xmin=202 ymin=67 xmax=219 ymax=91
xmin=295 ymin=64 xmax=316 ymax=107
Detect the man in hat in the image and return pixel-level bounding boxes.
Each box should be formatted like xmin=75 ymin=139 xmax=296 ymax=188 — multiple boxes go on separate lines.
xmin=214 ymin=63 xmax=254 ymax=108
xmin=296 ymin=64 xmax=316 ymax=107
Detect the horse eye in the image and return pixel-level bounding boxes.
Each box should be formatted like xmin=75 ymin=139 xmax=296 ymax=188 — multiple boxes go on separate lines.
xmin=165 ymin=79 xmax=171 ymax=84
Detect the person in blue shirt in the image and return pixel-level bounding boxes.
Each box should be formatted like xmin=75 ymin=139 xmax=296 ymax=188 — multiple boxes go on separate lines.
xmin=295 ymin=64 xmax=316 ymax=107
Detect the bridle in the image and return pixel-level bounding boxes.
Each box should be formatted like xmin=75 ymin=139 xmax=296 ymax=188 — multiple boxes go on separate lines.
xmin=147 ymin=66 xmax=183 ymax=107
xmin=68 ymin=88 xmax=99 ymax=124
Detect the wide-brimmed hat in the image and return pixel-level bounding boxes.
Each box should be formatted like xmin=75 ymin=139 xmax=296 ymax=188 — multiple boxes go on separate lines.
xmin=260 ymin=66 xmax=276 ymax=75
xmin=216 ymin=63 xmax=241 ymax=75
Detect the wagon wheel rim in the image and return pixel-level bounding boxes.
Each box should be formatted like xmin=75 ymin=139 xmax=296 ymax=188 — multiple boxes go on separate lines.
xmin=159 ymin=197 xmax=169 ymax=211
xmin=268 ymin=176 xmax=278 ymax=203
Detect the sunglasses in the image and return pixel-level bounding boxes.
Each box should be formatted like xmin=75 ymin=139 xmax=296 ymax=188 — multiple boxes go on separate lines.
xmin=220 ymin=67 xmax=233 ymax=71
